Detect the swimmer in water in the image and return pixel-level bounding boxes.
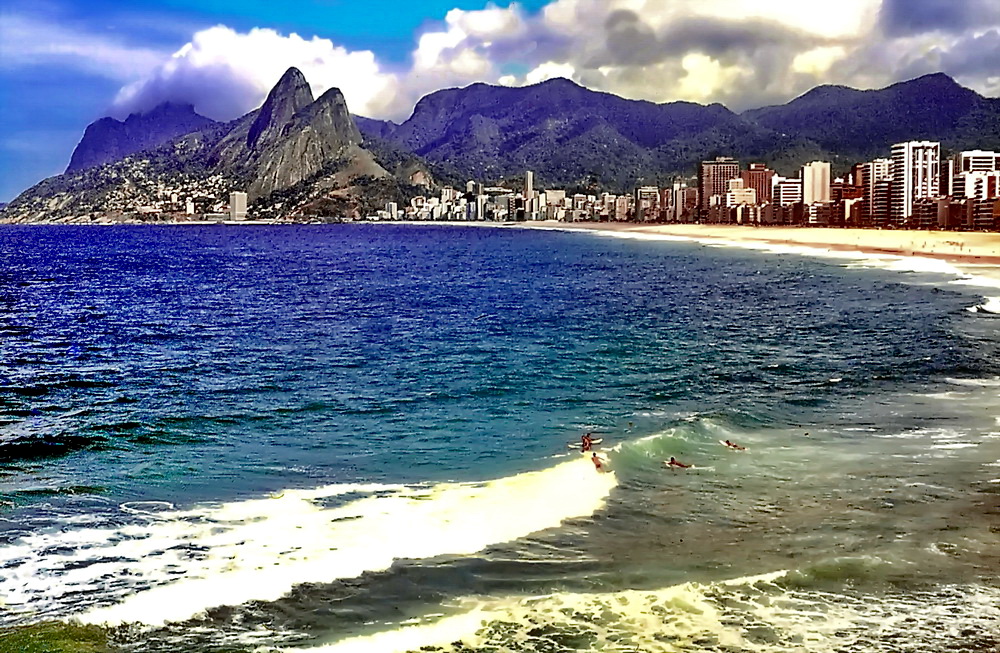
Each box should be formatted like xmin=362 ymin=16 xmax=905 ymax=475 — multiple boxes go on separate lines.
xmin=665 ymin=456 xmax=691 ymax=469
xmin=591 ymin=452 xmax=604 ymax=471
xmin=723 ymin=439 xmax=746 ymax=450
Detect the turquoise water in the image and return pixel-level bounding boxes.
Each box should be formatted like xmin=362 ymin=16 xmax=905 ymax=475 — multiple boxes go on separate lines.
xmin=1 ymin=224 xmax=998 ymax=651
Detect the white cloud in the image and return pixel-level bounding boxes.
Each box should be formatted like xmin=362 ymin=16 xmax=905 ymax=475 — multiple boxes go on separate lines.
xmin=676 ymin=53 xmax=747 ymax=101
xmin=77 ymin=0 xmax=1000 ymax=126
xmin=112 ymin=25 xmax=398 ymax=121
xmin=792 ymin=46 xmax=847 ymax=75
xmin=525 ymin=61 xmax=576 ymax=85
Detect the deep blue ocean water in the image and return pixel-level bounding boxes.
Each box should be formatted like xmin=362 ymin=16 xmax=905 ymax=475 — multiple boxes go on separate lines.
xmin=1 ymin=224 xmax=999 ymax=652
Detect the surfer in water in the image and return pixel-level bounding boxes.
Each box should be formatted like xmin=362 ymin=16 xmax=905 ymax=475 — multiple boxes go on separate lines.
xmin=723 ymin=439 xmax=746 ymax=450
xmin=591 ymin=452 xmax=605 ymax=472
xmin=581 ymin=433 xmax=593 ymax=452
xmin=665 ymin=456 xmax=691 ymax=469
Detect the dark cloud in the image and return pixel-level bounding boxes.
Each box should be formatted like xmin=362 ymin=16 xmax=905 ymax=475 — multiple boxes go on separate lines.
xmin=659 ymin=17 xmax=816 ymax=59
xmin=879 ymin=0 xmax=1000 ymax=36
xmin=603 ymin=10 xmax=661 ymax=65
xmin=588 ymin=13 xmax=821 ymax=69
xmin=938 ymin=29 xmax=1000 ymax=77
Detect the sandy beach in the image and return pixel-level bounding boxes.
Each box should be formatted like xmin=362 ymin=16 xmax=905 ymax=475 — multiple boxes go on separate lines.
xmin=520 ymin=222 xmax=1000 ymax=265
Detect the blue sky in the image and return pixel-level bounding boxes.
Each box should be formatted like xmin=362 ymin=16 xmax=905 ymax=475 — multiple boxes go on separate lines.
xmin=2 ymin=0 xmax=998 ymax=202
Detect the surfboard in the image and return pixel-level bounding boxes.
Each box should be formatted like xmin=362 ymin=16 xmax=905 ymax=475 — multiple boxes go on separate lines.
xmin=567 ymin=438 xmax=603 ymax=448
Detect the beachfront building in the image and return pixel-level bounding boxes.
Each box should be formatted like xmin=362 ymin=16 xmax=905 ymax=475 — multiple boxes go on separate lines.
xmin=955 ymin=150 xmax=1000 ymax=173
xmin=229 ymin=192 xmax=247 ymax=220
xmin=726 ymin=178 xmax=757 ymax=208
xmin=741 ymin=163 xmax=774 ymax=205
xmin=772 ymin=176 xmax=803 ymax=206
xmin=614 ymin=195 xmax=630 ymax=221
xmin=890 ymin=141 xmax=940 ymax=226
xmin=635 ymin=186 xmax=660 ymax=221
xmin=801 ymin=161 xmax=831 ymax=205
xmin=669 ymin=182 xmax=698 ymax=222
xmin=699 ymin=157 xmax=740 ymax=217
xmin=857 ymin=159 xmax=892 ymax=226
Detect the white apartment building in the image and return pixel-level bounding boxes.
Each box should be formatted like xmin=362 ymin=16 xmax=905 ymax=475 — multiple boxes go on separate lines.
xmin=891 ymin=141 xmax=940 ymax=224
xmin=229 ymin=192 xmax=247 ymax=220
xmin=801 ymin=161 xmax=831 ymax=205
xmin=772 ymin=176 xmax=803 ymax=206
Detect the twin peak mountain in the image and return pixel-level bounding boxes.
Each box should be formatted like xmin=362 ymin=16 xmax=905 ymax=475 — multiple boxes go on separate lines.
xmin=69 ymin=67 xmax=397 ymax=203
xmin=5 ymin=68 xmax=1000 ymax=222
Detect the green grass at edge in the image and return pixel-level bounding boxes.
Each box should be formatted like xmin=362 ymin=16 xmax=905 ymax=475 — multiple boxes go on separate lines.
xmin=0 ymin=622 xmax=113 ymax=653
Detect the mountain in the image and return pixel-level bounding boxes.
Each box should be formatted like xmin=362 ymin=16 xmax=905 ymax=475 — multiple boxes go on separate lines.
xmin=206 ymin=67 xmax=387 ymax=200
xmin=2 ymin=68 xmax=425 ymax=223
xmin=742 ymin=73 xmax=1000 ymax=158
xmin=355 ymin=73 xmax=1000 ymax=191
xmin=66 ymin=102 xmax=217 ymax=173
xmin=6 ymin=71 xmax=1000 ymax=223
xmin=355 ymin=78 xmax=801 ymax=192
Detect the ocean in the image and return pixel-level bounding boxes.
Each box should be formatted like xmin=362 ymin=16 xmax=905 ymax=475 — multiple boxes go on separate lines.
xmin=1 ymin=223 xmax=998 ymax=652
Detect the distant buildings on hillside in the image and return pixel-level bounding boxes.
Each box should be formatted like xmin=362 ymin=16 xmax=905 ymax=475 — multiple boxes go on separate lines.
xmin=380 ymin=141 xmax=1000 ymax=230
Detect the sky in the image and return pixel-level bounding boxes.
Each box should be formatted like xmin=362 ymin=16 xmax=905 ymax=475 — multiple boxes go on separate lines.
xmin=2 ymin=0 xmax=999 ymax=202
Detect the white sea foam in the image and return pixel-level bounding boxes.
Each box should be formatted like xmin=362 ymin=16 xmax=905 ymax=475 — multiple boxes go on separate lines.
xmin=290 ymin=569 xmax=1000 ymax=653
xmin=1 ymin=458 xmax=615 ymax=627
xmin=945 ymin=376 xmax=1000 ymax=387
xmin=292 ymin=571 xmax=788 ymax=653
xmin=966 ymin=296 xmax=1000 ymax=314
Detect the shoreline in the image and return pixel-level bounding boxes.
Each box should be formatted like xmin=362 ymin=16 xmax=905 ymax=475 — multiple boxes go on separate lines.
xmin=515 ymin=222 xmax=1000 ymax=266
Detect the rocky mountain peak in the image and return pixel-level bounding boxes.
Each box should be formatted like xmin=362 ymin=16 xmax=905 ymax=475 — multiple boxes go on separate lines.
xmin=66 ymin=102 xmax=216 ymax=173
xmin=247 ymin=67 xmax=315 ymax=150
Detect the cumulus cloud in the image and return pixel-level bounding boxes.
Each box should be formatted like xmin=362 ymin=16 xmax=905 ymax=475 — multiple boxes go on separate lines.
xmin=112 ymin=26 xmax=398 ymax=120
xmin=93 ymin=0 xmax=1000 ymax=125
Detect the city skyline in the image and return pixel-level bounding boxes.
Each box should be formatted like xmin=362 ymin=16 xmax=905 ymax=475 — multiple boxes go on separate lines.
xmin=4 ymin=0 xmax=1000 ymax=202
xmin=381 ymin=139 xmax=999 ymax=231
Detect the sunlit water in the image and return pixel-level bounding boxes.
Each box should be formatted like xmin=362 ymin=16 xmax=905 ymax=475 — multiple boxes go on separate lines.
xmin=1 ymin=224 xmax=998 ymax=652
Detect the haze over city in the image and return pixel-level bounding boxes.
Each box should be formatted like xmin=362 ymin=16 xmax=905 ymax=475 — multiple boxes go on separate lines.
xmin=2 ymin=0 xmax=1000 ymax=201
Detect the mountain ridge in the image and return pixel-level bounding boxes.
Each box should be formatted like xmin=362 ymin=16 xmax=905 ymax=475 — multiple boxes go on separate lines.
xmin=6 ymin=71 xmax=1000 ymax=223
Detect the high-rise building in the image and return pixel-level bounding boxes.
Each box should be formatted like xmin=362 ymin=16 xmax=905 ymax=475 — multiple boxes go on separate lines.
xmin=872 ymin=178 xmax=893 ymax=227
xmin=801 ymin=161 xmax=831 ymax=205
xmin=891 ymin=141 xmax=940 ymax=225
xmin=635 ymin=186 xmax=659 ymax=221
xmin=726 ymin=178 xmax=756 ymax=207
xmin=940 ymin=158 xmax=955 ymax=197
xmin=524 ymin=170 xmax=535 ymax=201
xmin=956 ymin=171 xmax=1000 ymax=200
xmin=857 ymin=158 xmax=891 ymax=224
xmin=698 ymin=157 xmax=740 ymax=215
xmin=772 ymin=176 xmax=803 ymax=206
xmin=741 ymin=163 xmax=774 ymax=204
xmin=229 ymin=192 xmax=247 ymax=220
xmin=955 ymin=150 xmax=1000 ymax=173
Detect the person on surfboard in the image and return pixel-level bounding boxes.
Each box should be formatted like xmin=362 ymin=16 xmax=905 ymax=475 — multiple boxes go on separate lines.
xmin=723 ymin=439 xmax=746 ymax=450
xmin=665 ymin=456 xmax=691 ymax=469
